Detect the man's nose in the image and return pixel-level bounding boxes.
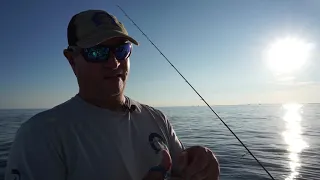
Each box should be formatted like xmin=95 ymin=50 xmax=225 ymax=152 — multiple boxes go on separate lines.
xmin=103 ymin=52 xmax=120 ymax=69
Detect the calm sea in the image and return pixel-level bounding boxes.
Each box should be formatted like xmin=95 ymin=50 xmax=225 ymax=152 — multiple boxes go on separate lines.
xmin=0 ymin=104 xmax=319 ymax=180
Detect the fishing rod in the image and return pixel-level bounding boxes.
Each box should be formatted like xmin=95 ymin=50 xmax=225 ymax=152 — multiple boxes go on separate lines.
xmin=116 ymin=5 xmax=275 ymax=180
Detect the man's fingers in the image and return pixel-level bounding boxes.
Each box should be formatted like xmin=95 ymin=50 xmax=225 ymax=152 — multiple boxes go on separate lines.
xmin=142 ymin=149 xmax=172 ymax=180
xmin=190 ymin=162 xmax=211 ymax=180
xmin=208 ymin=150 xmax=220 ymax=180
xmin=160 ymin=149 xmax=172 ymax=171
xmin=190 ymin=150 xmax=220 ymax=180
xmin=142 ymin=171 xmax=164 ymax=180
xmin=177 ymin=151 xmax=188 ymax=173
xmin=185 ymin=146 xmax=210 ymax=177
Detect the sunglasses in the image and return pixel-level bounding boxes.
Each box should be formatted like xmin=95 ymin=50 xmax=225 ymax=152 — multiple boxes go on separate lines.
xmin=69 ymin=43 xmax=132 ymax=62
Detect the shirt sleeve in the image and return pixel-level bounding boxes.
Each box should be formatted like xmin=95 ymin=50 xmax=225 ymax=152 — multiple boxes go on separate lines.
xmin=5 ymin=118 xmax=66 ymax=180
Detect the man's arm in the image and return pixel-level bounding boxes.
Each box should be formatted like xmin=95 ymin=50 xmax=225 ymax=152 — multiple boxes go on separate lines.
xmin=164 ymin=117 xmax=220 ymax=180
xmin=157 ymin=111 xmax=185 ymax=178
xmin=156 ymin=110 xmax=220 ymax=180
xmin=5 ymin=119 xmax=66 ymax=180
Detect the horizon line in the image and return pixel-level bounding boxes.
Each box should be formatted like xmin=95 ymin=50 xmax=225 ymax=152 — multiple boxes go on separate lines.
xmin=1 ymin=102 xmax=319 ymax=110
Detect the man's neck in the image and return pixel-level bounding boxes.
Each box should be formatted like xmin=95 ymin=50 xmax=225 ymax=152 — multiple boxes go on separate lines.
xmin=77 ymin=92 xmax=126 ymax=112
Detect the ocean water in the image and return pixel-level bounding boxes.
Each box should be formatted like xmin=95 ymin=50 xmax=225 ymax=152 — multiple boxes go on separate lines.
xmin=0 ymin=104 xmax=319 ymax=180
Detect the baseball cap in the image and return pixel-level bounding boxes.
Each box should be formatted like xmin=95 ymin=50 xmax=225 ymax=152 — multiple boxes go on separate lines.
xmin=67 ymin=9 xmax=139 ymax=48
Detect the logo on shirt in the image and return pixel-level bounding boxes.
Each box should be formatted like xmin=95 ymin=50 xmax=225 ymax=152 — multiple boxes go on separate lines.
xmin=148 ymin=133 xmax=167 ymax=154
xmin=10 ymin=169 xmax=20 ymax=180
xmin=148 ymin=133 xmax=172 ymax=178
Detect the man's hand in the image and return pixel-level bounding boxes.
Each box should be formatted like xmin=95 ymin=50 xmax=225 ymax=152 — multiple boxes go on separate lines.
xmin=177 ymin=146 xmax=220 ymax=180
xmin=142 ymin=149 xmax=172 ymax=180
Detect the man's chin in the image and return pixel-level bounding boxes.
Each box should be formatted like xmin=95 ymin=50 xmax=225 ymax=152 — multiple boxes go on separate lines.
xmin=108 ymin=91 xmax=122 ymax=97
xmin=103 ymin=86 xmax=125 ymax=97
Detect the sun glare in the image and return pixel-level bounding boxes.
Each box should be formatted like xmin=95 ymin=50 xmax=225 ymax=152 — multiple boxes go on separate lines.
xmin=266 ymin=36 xmax=314 ymax=74
xmin=282 ymin=103 xmax=309 ymax=180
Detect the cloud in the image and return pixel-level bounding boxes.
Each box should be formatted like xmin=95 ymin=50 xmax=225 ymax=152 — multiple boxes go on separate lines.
xmin=294 ymin=81 xmax=317 ymax=86
xmin=270 ymin=83 xmax=320 ymax=103
xmin=278 ymin=76 xmax=295 ymax=81
xmin=278 ymin=81 xmax=317 ymax=87
xmin=267 ymin=75 xmax=319 ymax=87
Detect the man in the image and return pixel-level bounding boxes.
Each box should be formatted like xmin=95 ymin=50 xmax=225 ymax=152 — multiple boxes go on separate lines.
xmin=5 ymin=9 xmax=219 ymax=180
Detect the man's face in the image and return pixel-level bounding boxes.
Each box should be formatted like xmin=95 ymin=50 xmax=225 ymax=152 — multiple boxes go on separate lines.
xmin=68 ymin=37 xmax=131 ymax=97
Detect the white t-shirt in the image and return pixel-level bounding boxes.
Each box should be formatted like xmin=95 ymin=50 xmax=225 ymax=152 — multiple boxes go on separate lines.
xmin=5 ymin=95 xmax=185 ymax=180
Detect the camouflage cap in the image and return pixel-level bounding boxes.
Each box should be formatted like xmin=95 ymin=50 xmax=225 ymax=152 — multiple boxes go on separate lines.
xmin=67 ymin=9 xmax=139 ymax=48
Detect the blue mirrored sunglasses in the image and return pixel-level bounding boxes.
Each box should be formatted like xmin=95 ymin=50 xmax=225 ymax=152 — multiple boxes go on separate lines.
xmin=69 ymin=43 xmax=132 ymax=62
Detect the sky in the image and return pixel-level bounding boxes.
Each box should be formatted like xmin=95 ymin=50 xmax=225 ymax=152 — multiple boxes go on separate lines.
xmin=1 ymin=0 xmax=320 ymax=109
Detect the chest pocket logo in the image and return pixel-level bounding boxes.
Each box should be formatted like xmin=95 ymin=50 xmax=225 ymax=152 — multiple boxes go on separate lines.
xmin=148 ymin=133 xmax=172 ymax=178
xmin=10 ymin=169 xmax=20 ymax=180
xmin=148 ymin=133 xmax=168 ymax=154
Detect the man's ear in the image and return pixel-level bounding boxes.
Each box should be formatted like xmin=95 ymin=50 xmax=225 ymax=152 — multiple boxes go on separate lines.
xmin=63 ymin=49 xmax=77 ymax=75
xmin=64 ymin=49 xmax=77 ymax=67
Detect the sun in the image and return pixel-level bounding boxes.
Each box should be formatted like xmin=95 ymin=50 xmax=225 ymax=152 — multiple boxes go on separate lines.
xmin=266 ymin=36 xmax=314 ymax=74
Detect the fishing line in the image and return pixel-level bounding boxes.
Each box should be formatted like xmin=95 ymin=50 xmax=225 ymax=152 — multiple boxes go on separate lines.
xmin=117 ymin=5 xmax=275 ymax=180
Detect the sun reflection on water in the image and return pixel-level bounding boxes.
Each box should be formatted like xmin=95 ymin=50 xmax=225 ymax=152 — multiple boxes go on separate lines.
xmin=282 ymin=103 xmax=308 ymax=180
